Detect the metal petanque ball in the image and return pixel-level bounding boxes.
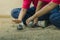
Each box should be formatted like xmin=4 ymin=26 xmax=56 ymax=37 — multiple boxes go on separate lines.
xmin=28 ymin=21 xmax=34 ymax=27
xmin=17 ymin=24 xmax=23 ymax=30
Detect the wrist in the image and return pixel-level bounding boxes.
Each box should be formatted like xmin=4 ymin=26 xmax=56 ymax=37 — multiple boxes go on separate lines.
xmin=18 ymin=17 xmax=23 ymax=20
xmin=18 ymin=18 xmax=22 ymax=21
xmin=31 ymin=16 xmax=35 ymax=20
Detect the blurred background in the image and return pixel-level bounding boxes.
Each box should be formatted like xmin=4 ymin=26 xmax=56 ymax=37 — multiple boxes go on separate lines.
xmin=0 ymin=0 xmax=22 ymax=17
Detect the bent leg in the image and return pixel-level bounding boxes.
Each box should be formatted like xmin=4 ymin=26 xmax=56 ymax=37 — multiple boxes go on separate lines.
xmin=49 ymin=12 xmax=60 ymax=29
xmin=11 ymin=8 xmax=21 ymax=19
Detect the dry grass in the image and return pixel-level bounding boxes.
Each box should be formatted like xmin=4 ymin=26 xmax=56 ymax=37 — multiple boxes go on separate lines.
xmin=0 ymin=18 xmax=60 ymax=40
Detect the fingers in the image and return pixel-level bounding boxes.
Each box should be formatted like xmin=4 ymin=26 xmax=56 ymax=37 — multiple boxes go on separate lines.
xmin=26 ymin=18 xmax=32 ymax=25
xmin=33 ymin=18 xmax=38 ymax=24
xmin=26 ymin=19 xmax=30 ymax=25
xmin=12 ymin=19 xmax=21 ymax=24
xmin=26 ymin=17 xmax=34 ymax=25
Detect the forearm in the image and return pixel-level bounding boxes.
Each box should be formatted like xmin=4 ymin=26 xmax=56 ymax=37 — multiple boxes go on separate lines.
xmin=34 ymin=1 xmax=43 ymax=19
xmin=18 ymin=8 xmax=27 ymax=20
xmin=32 ymin=2 xmax=58 ymax=19
xmin=35 ymin=1 xmax=43 ymax=12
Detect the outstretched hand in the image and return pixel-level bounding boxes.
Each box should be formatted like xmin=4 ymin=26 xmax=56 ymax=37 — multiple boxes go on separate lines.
xmin=12 ymin=19 xmax=22 ymax=24
xmin=26 ymin=17 xmax=34 ymax=25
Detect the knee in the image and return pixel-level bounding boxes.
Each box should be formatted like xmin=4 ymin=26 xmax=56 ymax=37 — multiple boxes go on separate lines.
xmin=49 ymin=14 xmax=56 ymax=24
xmin=49 ymin=13 xmax=60 ymax=28
xmin=11 ymin=8 xmax=21 ymax=19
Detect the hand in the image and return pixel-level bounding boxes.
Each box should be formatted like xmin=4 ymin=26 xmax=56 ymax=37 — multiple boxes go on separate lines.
xmin=33 ymin=18 xmax=38 ymax=24
xmin=12 ymin=19 xmax=22 ymax=24
xmin=26 ymin=17 xmax=33 ymax=25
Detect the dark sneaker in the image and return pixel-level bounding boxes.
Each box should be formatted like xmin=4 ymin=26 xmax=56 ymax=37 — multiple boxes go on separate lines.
xmin=42 ymin=20 xmax=52 ymax=28
xmin=28 ymin=21 xmax=40 ymax=28
xmin=31 ymin=24 xmax=40 ymax=28
xmin=17 ymin=24 xmax=23 ymax=30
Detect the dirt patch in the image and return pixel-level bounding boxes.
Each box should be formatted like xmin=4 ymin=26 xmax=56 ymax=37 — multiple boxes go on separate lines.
xmin=0 ymin=18 xmax=60 ymax=40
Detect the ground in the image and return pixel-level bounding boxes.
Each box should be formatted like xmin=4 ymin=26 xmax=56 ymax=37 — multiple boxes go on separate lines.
xmin=0 ymin=18 xmax=60 ymax=40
